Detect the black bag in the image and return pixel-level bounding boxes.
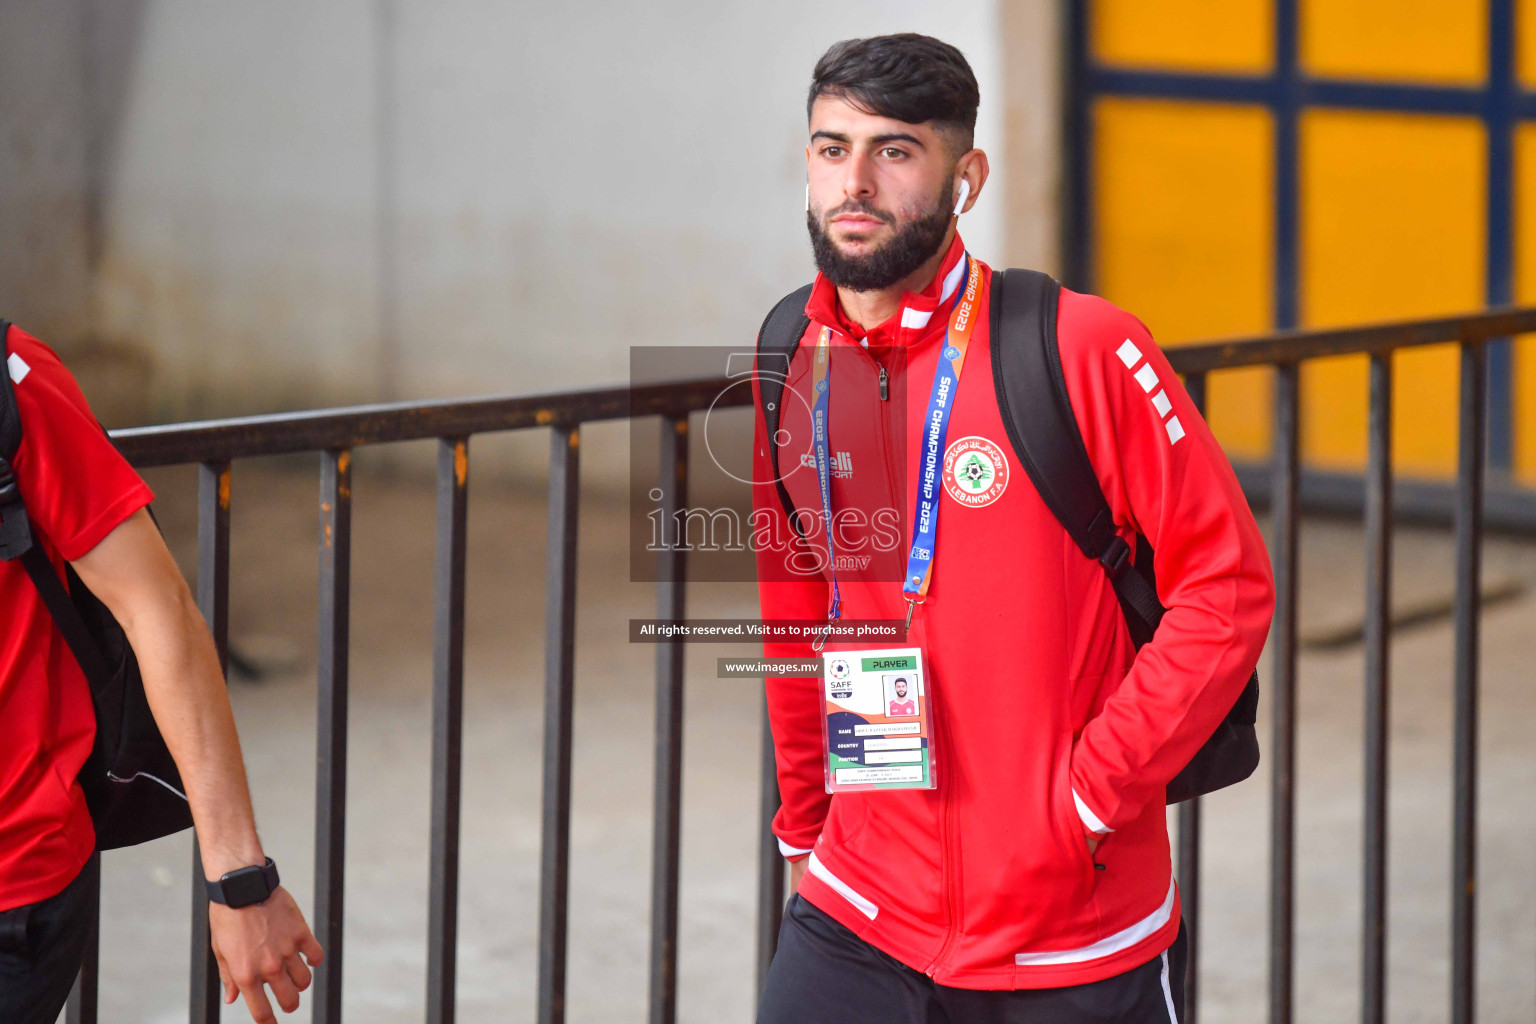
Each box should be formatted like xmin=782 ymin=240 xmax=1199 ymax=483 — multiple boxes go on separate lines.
xmin=755 ymin=272 xmax=1261 ymax=803
xmin=0 ymin=319 xmax=193 ymax=848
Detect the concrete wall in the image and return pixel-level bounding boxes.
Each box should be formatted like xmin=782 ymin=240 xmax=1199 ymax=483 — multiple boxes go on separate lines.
xmin=0 ymin=1 xmax=1061 ymax=472
xmin=0 ymin=0 xmax=96 ymax=347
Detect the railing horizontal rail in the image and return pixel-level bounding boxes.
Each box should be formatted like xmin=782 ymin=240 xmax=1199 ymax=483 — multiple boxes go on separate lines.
xmin=111 ymin=305 xmax=1536 ymax=464
xmin=112 ymin=379 xmax=742 ymax=466
xmin=1164 ymin=304 xmax=1536 ymax=372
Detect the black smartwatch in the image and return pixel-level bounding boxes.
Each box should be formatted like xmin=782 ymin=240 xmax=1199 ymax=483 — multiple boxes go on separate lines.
xmin=206 ymin=858 xmax=280 ymax=908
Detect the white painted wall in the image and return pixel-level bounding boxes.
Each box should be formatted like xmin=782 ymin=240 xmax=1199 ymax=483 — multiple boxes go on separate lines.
xmin=93 ymin=2 xmax=1009 ymax=409
xmin=3 ymin=2 xmax=1063 ymax=478
xmin=0 ymin=0 xmax=95 ymax=346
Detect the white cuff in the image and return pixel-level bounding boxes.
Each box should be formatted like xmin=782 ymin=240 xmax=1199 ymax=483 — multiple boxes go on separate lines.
xmin=1073 ymin=789 xmax=1113 ymax=834
xmin=778 ymin=837 xmax=815 ymax=858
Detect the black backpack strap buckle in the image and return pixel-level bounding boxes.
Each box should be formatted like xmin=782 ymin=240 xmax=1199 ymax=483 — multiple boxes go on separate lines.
xmin=0 ymin=457 xmax=34 ymax=561
xmin=1097 ymin=535 xmax=1132 ymax=579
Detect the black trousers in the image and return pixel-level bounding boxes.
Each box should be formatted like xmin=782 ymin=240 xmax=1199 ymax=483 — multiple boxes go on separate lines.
xmin=759 ymin=894 xmax=1186 ymax=1024
xmin=0 ymin=854 xmax=98 ymax=1024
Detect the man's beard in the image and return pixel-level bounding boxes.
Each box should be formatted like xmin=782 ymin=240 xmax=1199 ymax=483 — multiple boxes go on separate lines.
xmin=807 ymin=184 xmax=952 ymax=292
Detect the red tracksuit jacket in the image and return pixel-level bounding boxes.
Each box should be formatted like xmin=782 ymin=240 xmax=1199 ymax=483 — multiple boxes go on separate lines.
xmin=751 ymin=235 xmax=1275 ymax=990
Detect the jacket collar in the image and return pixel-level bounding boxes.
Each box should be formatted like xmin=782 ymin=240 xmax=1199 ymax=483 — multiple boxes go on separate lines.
xmin=804 ymin=232 xmax=968 ymax=350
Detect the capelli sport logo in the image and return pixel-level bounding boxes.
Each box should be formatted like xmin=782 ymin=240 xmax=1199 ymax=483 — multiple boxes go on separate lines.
xmin=801 ymin=450 xmax=853 ymax=479
xmin=941 ymin=435 xmax=1009 ymax=508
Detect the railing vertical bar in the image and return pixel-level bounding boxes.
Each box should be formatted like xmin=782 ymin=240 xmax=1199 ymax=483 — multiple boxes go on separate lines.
xmin=190 ymin=460 xmax=230 ymax=1024
xmin=64 ymin=852 xmax=100 ymax=1024
xmin=1451 ymin=339 xmax=1484 ymax=1024
xmin=1182 ymin=371 xmax=1208 ymax=414
xmin=538 ymin=425 xmax=581 ymax=1024
xmin=314 ymin=449 xmax=352 ymax=1024
xmin=1362 ymin=352 xmax=1393 ymax=1024
xmin=648 ymin=416 xmax=689 ymax=1024
xmin=755 ymin=703 xmax=784 ymax=1002
xmin=1268 ymin=365 xmax=1300 ymax=1024
xmin=1178 ymin=371 xmax=1208 ymax=1024
xmin=427 ymin=438 xmax=470 ymax=1024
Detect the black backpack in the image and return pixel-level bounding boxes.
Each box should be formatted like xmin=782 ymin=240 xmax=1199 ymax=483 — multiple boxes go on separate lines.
xmin=754 ymin=270 xmax=1261 ymax=803
xmin=0 ymin=319 xmax=193 ymax=848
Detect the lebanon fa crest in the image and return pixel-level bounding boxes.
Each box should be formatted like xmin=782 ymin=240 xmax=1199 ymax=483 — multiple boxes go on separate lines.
xmin=942 ymin=435 xmax=1009 ymax=508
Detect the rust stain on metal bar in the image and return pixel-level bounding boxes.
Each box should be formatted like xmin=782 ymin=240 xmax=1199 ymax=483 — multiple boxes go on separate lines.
xmin=454 ymin=441 xmax=468 ymax=487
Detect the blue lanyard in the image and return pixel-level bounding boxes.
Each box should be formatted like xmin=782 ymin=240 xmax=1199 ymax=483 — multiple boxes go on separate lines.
xmin=809 ymin=330 xmax=841 ymax=623
xmin=810 ymin=255 xmax=980 ymax=641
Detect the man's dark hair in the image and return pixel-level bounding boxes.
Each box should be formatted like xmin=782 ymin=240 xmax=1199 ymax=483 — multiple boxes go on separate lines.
xmin=807 ymin=34 xmax=979 ymax=149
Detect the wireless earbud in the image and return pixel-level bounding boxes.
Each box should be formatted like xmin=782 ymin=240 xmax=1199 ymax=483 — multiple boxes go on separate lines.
xmin=805 ymin=184 xmax=810 ymax=213
xmin=952 ymin=178 xmax=970 ymax=217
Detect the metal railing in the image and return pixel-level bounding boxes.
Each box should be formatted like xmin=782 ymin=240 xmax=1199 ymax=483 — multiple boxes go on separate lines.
xmin=62 ymin=306 xmax=1536 ymax=1024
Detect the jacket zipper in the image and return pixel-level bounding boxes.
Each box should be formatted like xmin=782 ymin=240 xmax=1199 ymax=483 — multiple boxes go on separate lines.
xmin=864 ymin=334 xmax=964 ymax=978
xmin=894 ymin=333 xmax=963 ymax=978
xmin=859 ymin=346 xmax=901 ymax=551
xmin=927 ymin=706 xmax=962 ymax=976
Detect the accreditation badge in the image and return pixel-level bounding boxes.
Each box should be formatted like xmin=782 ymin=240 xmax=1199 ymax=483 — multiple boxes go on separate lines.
xmin=821 ymin=647 xmax=935 ymax=792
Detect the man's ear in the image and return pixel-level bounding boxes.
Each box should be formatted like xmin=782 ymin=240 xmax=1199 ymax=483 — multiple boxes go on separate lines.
xmin=953 ymin=149 xmax=989 ymax=216
xmin=804 ymin=143 xmax=814 ymax=213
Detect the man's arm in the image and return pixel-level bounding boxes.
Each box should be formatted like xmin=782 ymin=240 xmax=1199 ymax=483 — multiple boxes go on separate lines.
xmin=71 ymin=508 xmax=322 ymax=1024
xmin=1059 ymin=294 xmax=1276 ymax=837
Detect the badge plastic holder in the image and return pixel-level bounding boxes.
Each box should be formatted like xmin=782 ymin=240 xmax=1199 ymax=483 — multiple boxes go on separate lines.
xmin=820 ymin=646 xmax=935 ymax=792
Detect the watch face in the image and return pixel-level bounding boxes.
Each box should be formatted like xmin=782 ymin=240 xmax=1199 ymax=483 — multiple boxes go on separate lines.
xmin=220 ymin=866 xmax=272 ymax=908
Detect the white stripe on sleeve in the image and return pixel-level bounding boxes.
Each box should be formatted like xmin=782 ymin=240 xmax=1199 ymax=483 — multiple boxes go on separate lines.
xmin=1073 ymin=789 xmax=1113 ymax=834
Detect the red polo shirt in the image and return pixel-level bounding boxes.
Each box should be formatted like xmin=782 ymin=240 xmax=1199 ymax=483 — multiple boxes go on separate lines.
xmin=0 ymin=324 xmax=153 ymax=911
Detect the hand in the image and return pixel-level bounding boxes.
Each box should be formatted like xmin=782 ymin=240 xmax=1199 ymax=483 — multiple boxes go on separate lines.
xmin=209 ymin=886 xmax=324 ymax=1023
xmin=789 ymin=857 xmax=809 ymax=891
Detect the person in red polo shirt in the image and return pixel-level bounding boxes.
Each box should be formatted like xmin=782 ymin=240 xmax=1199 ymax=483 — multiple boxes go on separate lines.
xmin=0 ymin=324 xmax=321 ymax=1024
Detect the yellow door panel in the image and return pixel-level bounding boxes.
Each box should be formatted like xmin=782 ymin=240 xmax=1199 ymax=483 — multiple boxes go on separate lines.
xmin=1093 ymin=98 xmax=1274 ymax=459
xmin=1302 ymin=0 xmax=1486 ymax=84
xmin=1512 ymin=125 xmax=1536 ymax=484
xmin=1093 ymin=0 xmax=1273 ymax=74
xmin=1515 ymin=336 xmax=1536 ymax=484
xmin=1301 ymin=110 xmax=1485 ymax=476
xmin=1519 ymin=0 xmax=1536 ymax=88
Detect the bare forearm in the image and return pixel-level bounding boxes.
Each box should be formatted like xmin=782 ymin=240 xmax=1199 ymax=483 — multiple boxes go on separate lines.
xmin=72 ymin=510 xmax=322 ymax=1021
xmin=126 ymin=589 xmax=264 ymax=879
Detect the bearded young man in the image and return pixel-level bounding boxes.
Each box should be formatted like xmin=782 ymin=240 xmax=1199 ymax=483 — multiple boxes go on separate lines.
xmin=750 ymin=34 xmax=1275 ymax=1023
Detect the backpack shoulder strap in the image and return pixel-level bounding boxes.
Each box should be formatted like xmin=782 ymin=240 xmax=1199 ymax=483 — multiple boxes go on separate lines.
xmin=0 ymin=320 xmax=33 ymax=560
xmin=0 ymin=320 xmax=20 ymax=461
xmin=16 ymin=539 xmax=114 ymax=686
xmin=989 ymin=269 xmax=1164 ymax=640
xmin=0 ymin=321 xmax=113 ymax=681
xmin=755 ymin=284 xmax=813 ymax=536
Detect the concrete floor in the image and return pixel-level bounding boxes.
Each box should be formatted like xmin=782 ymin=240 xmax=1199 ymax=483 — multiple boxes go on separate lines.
xmin=77 ymin=455 xmax=1535 ymax=1023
